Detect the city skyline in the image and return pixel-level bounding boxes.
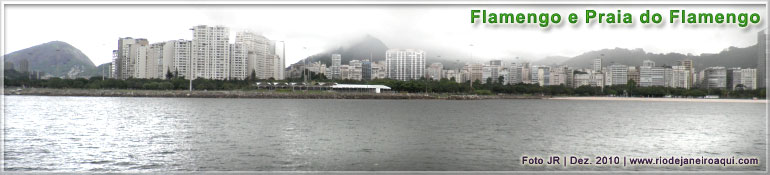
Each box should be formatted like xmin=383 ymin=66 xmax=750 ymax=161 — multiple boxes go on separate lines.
xmin=4 ymin=4 xmax=767 ymax=67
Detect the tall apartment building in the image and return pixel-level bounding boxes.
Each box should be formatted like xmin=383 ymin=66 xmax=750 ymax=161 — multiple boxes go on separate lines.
xmin=549 ymin=66 xmax=567 ymax=86
xmin=111 ymin=50 xmax=118 ymax=78
xmin=500 ymin=68 xmax=510 ymax=85
xmin=191 ymin=25 xmax=230 ymax=80
xmin=230 ymin=43 xmax=248 ymax=80
xmin=520 ymin=62 xmax=531 ymax=84
xmin=608 ymin=64 xmax=628 ymax=86
xmin=565 ymin=67 xmax=575 ymax=87
xmin=573 ymin=72 xmax=591 ymax=88
xmin=443 ymin=70 xmax=459 ymax=83
xmin=167 ymin=40 xmax=192 ymax=78
xmin=590 ymin=72 xmax=605 ymax=87
xmin=235 ymin=31 xmax=283 ymax=80
xmin=508 ymin=63 xmax=521 ymax=84
xmin=306 ymin=61 xmax=329 ymax=76
xmin=339 ymin=65 xmax=352 ymax=80
xmin=362 ymin=60 xmax=372 ymax=81
xmin=730 ymin=68 xmax=757 ymax=90
xmin=370 ymin=61 xmax=387 ymax=80
xmin=385 ymin=49 xmax=425 ymax=81
xmin=349 ymin=60 xmax=363 ymax=81
xmin=114 ymin=37 xmax=149 ymax=79
xmin=114 ymin=25 xmax=285 ymax=81
xmin=676 ymin=59 xmax=695 ymax=88
xmin=627 ymin=66 xmax=640 ymax=86
xmin=671 ymin=66 xmax=690 ymax=89
xmin=464 ymin=63 xmax=484 ymax=83
xmin=531 ymin=65 xmax=550 ymax=86
xmin=639 ymin=60 xmax=667 ymax=87
xmin=331 ymin=54 xmax=342 ymax=80
xmin=146 ymin=42 xmax=165 ymax=79
xmin=572 ymin=68 xmax=603 ymax=88
xmin=426 ymin=63 xmax=444 ymax=80
xmin=274 ymin=41 xmax=286 ymax=80
xmin=130 ymin=41 xmax=150 ymax=79
xmin=482 ymin=64 xmax=501 ymax=83
xmin=17 ymin=59 xmax=28 ymax=73
xmin=701 ymin=67 xmax=727 ymax=89
xmin=593 ymin=58 xmax=602 ymax=72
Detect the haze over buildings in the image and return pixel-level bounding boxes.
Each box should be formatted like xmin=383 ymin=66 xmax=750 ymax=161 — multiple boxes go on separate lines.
xmin=5 ymin=5 xmax=767 ymax=67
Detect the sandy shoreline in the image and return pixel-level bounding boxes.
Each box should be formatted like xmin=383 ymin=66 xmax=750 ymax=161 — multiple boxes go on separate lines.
xmin=550 ymin=96 xmax=767 ymax=103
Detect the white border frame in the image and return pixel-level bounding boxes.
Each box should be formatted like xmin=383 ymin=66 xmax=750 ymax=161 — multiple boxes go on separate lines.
xmin=1 ymin=0 xmax=768 ymax=174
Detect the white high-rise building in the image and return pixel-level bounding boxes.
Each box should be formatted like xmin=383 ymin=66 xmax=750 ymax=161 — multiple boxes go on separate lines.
xmin=339 ymin=65 xmax=352 ymax=80
xmin=191 ymin=25 xmax=230 ymax=80
xmin=386 ymin=49 xmax=425 ymax=81
xmin=131 ymin=42 xmax=149 ymax=79
xmin=608 ymin=64 xmax=628 ymax=86
xmin=593 ymin=58 xmax=602 ymax=72
xmin=169 ymin=39 xmax=192 ymax=79
xmin=549 ymin=66 xmax=568 ymax=86
xmin=640 ymin=60 xmax=667 ymax=87
xmin=573 ymin=71 xmax=591 ymax=88
xmin=507 ymin=63 xmax=521 ymax=84
xmin=146 ymin=42 xmax=166 ymax=79
xmin=530 ymin=65 xmax=550 ymax=86
xmin=331 ymin=54 xmax=342 ymax=80
xmin=482 ymin=65 xmax=501 ymax=83
xmin=111 ymin=50 xmax=118 ymax=78
xmin=306 ymin=61 xmax=329 ymax=76
xmin=739 ymin=68 xmax=757 ymax=90
xmin=731 ymin=68 xmax=757 ymax=90
xmin=701 ymin=67 xmax=727 ymax=89
xmin=274 ymin=41 xmax=286 ymax=80
xmin=443 ymin=70 xmax=460 ymax=83
xmin=590 ymin=72 xmax=605 ymax=87
xmin=349 ymin=60 xmax=363 ymax=81
xmin=235 ymin=31 xmax=282 ymax=80
xmin=230 ymin=43 xmax=248 ymax=80
xmin=671 ymin=66 xmax=691 ymax=89
xmin=500 ymin=68 xmax=510 ymax=85
xmin=114 ymin=37 xmax=149 ymax=79
xmin=426 ymin=63 xmax=443 ymax=80
xmin=370 ymin=61 xmax=387 ymax=80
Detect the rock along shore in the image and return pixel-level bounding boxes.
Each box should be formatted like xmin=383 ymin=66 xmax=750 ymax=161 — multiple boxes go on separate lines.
xmin=3 ymin=88 xmax=549 ymax=100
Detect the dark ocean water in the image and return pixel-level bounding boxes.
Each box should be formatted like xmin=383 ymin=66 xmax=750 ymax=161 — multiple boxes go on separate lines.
xmin=3 ymin=95 xmax=766 ymax=171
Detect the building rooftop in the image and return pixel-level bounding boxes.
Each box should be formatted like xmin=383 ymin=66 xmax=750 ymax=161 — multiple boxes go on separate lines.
xmin=331 ymin=84 xmax=391 ymax=90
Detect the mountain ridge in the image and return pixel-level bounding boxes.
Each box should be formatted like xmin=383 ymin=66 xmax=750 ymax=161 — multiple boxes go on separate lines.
xmin=4 ymin=41 xmax=98 ymax=78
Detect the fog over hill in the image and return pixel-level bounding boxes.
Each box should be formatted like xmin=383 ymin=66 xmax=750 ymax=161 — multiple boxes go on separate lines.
xmin=298 ymin=35 xmax=763 ymax=71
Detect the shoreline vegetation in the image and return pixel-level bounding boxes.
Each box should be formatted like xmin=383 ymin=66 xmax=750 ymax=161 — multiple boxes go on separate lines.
xmin=2 ymin=87 xmax=546 ymax=100
xmin=4 ymin=87 xmax=767 ymax=103
xmin=550 ymin=96 xmax=766 ymax=103
xmin=4 ymin=70 xmax=765 ymax=101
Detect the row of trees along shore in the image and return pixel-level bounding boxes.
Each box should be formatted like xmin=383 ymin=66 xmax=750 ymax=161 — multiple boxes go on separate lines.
xmin=4 ymin=69 xmax=765 ymax=98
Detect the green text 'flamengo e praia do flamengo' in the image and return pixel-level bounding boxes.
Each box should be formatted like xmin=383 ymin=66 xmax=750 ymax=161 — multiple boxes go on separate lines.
xmin=471 ymin=9 xmax=761 ymax=27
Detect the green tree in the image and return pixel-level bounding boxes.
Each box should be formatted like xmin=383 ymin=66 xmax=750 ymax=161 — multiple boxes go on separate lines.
xmin=166 ymin=69 xmax=174 ymax=79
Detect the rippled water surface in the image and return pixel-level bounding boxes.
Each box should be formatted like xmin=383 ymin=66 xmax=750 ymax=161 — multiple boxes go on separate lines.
xmin=3 ymin=95 xmax=766 ymax=171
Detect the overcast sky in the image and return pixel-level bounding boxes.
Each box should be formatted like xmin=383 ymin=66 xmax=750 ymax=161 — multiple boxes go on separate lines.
xmin=4 ymin=4 xmax=767 ymax=66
